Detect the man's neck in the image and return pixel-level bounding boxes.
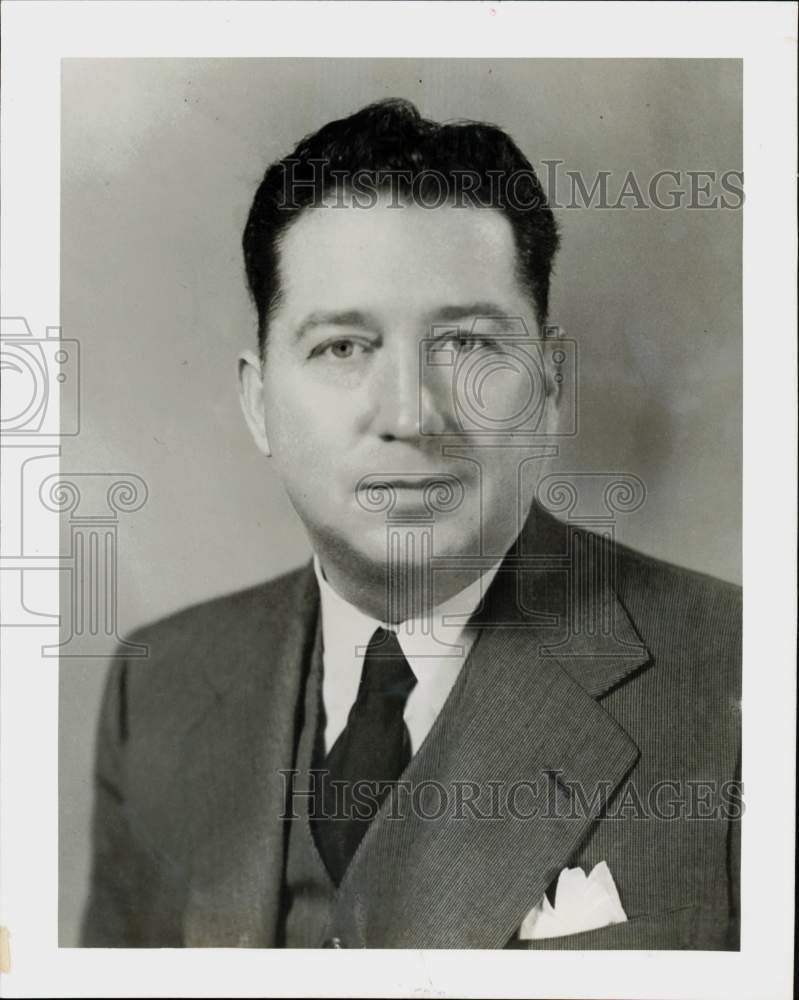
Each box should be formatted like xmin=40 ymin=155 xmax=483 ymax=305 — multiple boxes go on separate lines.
xmin=314 ymin=548 xmax=506 ymax=625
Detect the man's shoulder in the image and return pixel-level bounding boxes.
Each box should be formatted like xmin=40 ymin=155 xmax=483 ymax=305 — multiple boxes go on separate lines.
xmin=113 ymin=561 xmax=316 ymax=714
xmin=120 ymin=564 xmax=316 ymax=697
xmin=612 ymin=536 xmax=741 ymax=624
xmin=535 ymin=506 xmax=740 ymax=630
xmin=533 ymin=505 xmax=740 ymax=619
xmin=127 ymin=561 xmax=313 ymax=652
xmin=609 ymin=538 xmax=741 ymax=698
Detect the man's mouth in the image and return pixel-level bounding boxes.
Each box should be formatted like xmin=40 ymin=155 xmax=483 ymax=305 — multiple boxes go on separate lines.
xmin=377 ymin=478 xmax=429 ymax=489
xmin=355 ymin=473 xmax=468 ymax=515
xmin=360 ymin=474 xmax=465 ymax=490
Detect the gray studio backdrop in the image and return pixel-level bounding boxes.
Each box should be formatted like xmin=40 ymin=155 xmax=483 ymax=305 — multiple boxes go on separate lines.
xmin=59 ymin=58 xmax=742 ymax=944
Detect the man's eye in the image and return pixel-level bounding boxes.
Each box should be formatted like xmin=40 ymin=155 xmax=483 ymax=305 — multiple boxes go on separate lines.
xmin=313 ymin=338 xmax=369 ymax=360
xmin=452 ymin=335 xmax=494 ymax=353
xmin=329 ymin=340 xmax=356 ymax=359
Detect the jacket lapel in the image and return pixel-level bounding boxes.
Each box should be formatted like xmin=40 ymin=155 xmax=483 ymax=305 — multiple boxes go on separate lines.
xmin=329 ymin=514 xmax=651 ymax=948
xmin=183 ymin=562 xmax=319 ymax=947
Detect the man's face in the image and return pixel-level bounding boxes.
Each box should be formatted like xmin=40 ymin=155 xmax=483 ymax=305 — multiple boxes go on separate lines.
xmin=240 ymin=195 xmax=558 ymax=582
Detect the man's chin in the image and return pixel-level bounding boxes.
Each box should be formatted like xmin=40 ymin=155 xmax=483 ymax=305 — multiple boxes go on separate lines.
xmin=321 ymin=517 xmax=483 ymax=569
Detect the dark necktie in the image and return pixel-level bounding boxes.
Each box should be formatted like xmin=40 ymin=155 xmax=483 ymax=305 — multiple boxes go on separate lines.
xmin=313 ymin=626 xmax=417 ymax=885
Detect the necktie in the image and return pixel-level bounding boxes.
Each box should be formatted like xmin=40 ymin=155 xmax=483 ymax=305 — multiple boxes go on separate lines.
xmin=313 ymin=626 xmax=417 ymax=884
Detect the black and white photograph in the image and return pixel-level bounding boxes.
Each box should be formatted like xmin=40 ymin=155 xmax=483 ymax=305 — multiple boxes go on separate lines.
xmin=1 ymin=3 xmax=795 ymax=998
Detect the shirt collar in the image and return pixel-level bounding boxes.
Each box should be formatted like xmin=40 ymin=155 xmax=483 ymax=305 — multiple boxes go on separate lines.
xmin=313 ymin=555 xmax=379 ymax=669
xmin=313 ymin=554 xmax=502 ymax=667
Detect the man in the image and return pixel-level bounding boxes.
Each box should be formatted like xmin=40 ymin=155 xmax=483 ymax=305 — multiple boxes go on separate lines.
xmin=81 ymin=99 xmax=741 ymax=949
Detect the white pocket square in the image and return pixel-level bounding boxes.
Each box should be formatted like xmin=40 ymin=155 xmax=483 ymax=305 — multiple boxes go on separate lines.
xmin=518 ymin=861 xmax=628 ymax=940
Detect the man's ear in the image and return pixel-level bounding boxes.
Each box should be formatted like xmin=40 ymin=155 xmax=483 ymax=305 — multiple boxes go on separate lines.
xmin=540 ymin=325 xmax=564 ymax=437
xmin=238 ymin=349 xmax=272 ymax=457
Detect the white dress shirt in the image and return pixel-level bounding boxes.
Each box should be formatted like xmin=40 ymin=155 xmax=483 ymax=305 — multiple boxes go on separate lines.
xmin=313 ymin=555 xmax=502 ymax=756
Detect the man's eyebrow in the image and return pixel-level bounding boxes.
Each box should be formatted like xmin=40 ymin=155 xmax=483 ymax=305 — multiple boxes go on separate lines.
xmin=430 ymin=303 xmax=518 ymax=324
xmin=294 ymin=309 xmax=381 ymax=340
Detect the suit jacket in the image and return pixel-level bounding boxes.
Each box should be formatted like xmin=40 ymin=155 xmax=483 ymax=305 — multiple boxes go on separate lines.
xmin=81 ymin=504 xmax=741 ymax=949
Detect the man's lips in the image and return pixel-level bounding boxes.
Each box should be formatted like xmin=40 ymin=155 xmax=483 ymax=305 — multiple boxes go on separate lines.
xmin=375 ymin=478 xmax=431 ymax=488
xmin=359 ymin=475 xmax=468 ymax=489
xmin=354 ymin=473 xmax=470 ymax=514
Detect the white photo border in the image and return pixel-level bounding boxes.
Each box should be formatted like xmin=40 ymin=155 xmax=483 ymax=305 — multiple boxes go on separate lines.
xmin=1 ymin=2 xmax=796 ymax=998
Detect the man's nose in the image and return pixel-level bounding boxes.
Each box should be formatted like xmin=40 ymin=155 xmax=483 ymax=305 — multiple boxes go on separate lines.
xmin=372 ymin=338 xmax=446 ymax=441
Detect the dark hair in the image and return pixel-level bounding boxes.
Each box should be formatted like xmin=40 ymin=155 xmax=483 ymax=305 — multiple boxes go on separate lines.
xmin=242 ymin=98 xmax=559 ymax=357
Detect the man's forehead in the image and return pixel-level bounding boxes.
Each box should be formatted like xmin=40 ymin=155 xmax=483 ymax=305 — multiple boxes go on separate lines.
xmin=274 ymin=198 xmax=529 ymax=320
xmin=280 ymin=194 xmax=516 ymax=249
